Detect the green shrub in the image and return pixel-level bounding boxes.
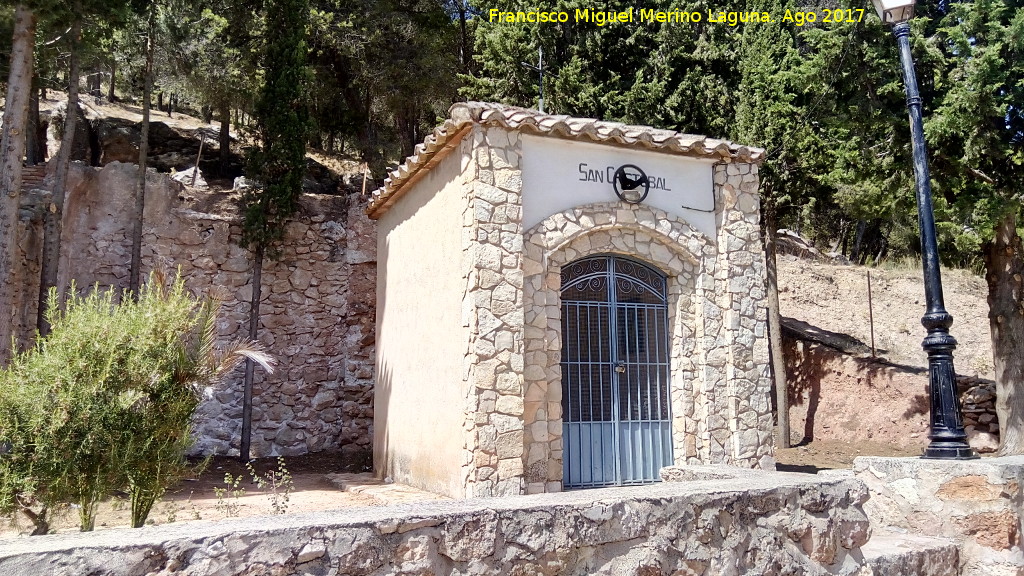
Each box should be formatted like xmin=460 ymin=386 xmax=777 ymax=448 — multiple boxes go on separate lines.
xmin=0 ymin=271 xmax=273 ymax=531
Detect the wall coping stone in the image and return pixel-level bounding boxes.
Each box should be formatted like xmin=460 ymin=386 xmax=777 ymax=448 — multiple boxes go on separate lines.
xmin=0 ymin=470 xmax=871 ymax=575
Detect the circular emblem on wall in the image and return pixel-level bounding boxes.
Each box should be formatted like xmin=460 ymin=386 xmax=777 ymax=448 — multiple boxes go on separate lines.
xmin=612 ymin=164 xmax=650 ymax=204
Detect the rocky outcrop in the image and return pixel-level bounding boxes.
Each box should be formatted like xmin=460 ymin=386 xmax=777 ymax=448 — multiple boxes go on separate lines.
xmin=93 ymin=118 xmax=220 ymax=173
xmin=47 ymin=100 xmax=93 ymax=163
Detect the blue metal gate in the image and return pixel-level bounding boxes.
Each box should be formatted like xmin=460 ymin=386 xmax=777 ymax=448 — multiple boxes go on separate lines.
xmin=561 ymin=255 xmax=673 ymax=489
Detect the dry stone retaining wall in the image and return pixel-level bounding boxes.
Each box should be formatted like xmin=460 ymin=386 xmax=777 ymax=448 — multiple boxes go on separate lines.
xmin=14 ymin=162 xmax=376 ymax=459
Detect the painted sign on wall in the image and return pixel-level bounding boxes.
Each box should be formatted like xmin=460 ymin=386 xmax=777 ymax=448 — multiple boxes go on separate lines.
xmin=521 ymin=135 xmax=717 ymax=238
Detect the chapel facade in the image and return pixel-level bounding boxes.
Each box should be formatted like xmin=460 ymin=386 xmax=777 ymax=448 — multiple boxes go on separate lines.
xmin=369 ymin=102 xmax=773 ymax=498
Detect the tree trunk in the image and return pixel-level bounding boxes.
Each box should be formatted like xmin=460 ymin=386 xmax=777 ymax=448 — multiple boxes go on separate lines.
xmin=107 ymin=60 xmax=116 ymax=101
xmin=218 ymin=99 xmax=230 ymax=175
xmin=763 ymin=200 xmax=790 ymax=448
xmin=129 ymin=7 xmax=154 ymax=297
xmin=16 ymin=495 xmax=48 ymax=536
xmin=985 ymin=211 xmax=1024 ymax=454
xmin=851 ymin=219 xmax=867 ymax=263
xmin=37 ymin=10 xmax=80 ymax=336
xmin=457 ymin=2 xmax=470 ymax=72
xmin=0 ymin=4 xmax=37 ymax=362
xmin=240 ymin=243 xmax=264 ymax=461
xmin=26 ymin=72 xmax=42 ymax=165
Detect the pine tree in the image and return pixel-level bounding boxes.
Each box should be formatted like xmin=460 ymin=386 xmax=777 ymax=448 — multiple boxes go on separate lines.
xmin=0 ymin=4 xmax=37 ymax=363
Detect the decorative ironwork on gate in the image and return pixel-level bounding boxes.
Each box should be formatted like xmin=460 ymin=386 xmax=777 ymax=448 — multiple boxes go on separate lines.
xmin=560 ymin=255 xmax=673 ymax=489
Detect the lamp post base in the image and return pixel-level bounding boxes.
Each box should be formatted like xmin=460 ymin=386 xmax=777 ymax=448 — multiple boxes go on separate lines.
xmin=922 ymin=443 xmax=979 ymax=460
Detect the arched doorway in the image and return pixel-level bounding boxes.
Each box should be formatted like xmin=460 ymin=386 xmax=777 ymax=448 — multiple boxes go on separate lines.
xmin=560 ymin=255 xmax=673 ymax=488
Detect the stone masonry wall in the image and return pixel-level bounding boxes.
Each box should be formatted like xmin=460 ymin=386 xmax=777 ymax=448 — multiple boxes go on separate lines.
xmin=854 ymin=455 xmax=1024 ymax=576
xmin=710 ymin=162 xmax=775 ymax=467
xmin=513 ymin=157 xmax=775 ymax=492
xmin=14 ymin=162 xmax=376 ymax=460
xmin=0 ymin=469 xmax=874 ymax=576
xmin=450 ymin=126 xmax=775 ymax=494
xmin=462 ymin=126 xmax=528 ymax=497
xmin=456 ymin=127 xmax=775 ymax=496
xmin=522 ymin=202 xmax=706 ymax=492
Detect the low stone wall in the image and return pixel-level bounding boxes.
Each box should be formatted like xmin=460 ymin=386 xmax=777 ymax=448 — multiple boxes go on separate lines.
xmin=0 ymin=469 xmax=873 ymax=575
xmin=854 ymin=455 xmax=1024 ymax=576
xmin=14 ymin=162 xmax=377 ymax=459
xmin=958 ymin=377 xmax=999 ymax=449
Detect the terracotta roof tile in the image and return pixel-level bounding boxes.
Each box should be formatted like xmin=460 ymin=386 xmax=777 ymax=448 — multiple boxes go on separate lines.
xmin=368 ymin=102 xmax=764 ymax=218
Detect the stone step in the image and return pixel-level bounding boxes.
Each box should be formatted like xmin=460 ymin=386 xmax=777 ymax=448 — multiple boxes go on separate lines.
xmin=324 ymin=472 xmax=450 ymax=506
xmin=861 ymin=531 xmax=960 ymax=576
xmin=20 ymin=163 xmax=48 ymax=192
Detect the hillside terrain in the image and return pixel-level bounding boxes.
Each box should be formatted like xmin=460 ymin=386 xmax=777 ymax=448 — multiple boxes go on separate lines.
xmin=774 ymin=252 xmax=995 ymax=469
xmin=34 ymin=92 xmax=356 ymax=196
xmin=777 ymin=255 xmax=994 ymax=380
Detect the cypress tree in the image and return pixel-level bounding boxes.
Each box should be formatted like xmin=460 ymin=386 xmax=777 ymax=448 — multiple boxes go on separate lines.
xmin=238 ymin=0 xmax=309 ymax=461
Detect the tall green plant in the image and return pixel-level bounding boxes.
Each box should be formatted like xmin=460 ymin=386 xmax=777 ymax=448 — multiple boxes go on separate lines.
xmin=237 ymin=0 xmax=309 ymax=461
xmin=0 ymin=272 xmax=273 ymax=532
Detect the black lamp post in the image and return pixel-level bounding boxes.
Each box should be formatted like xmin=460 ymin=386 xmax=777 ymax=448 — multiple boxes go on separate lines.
xmin=870 ymin=0 xmax=977 ymax=459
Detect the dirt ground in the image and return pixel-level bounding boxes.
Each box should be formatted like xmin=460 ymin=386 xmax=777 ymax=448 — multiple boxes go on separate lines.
xmin=775 ymin=439 xmax=921 ymax=474
xmin=0 ymin=393 xmax=985 ymax=529
xmin=0 ymin=452 xmax=445 ymax=538
xmin=1 ymin=439 xmax=922 ymax=538
xmin=2 ymin=438 xmax=905 ymax=537
xmin=44 ymin=91 xmax=225 ymax=136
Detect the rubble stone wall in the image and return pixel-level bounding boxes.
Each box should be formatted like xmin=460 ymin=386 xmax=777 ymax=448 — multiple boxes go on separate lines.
xmin=15 ymin=162 xmax=376 ymax=460
xmin=0 ymin=471 xmax=873 ymax=576
xmin=854 ymin=455 xmax=1024 ymax=576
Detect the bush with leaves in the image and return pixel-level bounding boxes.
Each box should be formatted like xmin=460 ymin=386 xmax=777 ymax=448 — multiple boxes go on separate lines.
xmin=0 ymin=271 xmax=273 ymax=532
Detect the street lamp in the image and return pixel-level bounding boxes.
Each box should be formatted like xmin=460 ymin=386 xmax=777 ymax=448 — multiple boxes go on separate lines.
xmin=869 ymin=0 xmax=977 ymax=459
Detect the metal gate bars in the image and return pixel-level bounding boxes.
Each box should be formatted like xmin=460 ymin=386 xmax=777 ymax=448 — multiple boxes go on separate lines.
xmin=560 ymin=255 xmax=673 ymax=489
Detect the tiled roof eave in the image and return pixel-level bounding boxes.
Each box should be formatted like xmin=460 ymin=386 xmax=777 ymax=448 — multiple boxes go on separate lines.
xmin=367 ymin=102 xmax=765 ymax=219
